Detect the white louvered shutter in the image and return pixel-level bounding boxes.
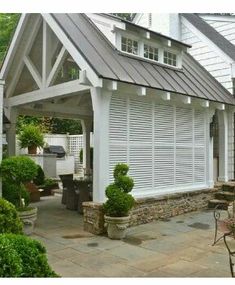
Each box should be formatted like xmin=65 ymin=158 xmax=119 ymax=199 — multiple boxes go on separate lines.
xmin=129 ymin=98 xmax=153 ymax=191
xmin=194 ymin=110 xmax=206 ymax=183
xmin=109 ymin=95 xmax=128 ymax=182
xmin=175 ymin=107 xmax=193 ymax=185
xmin=154 ymin=104 xmax=174 ymax=188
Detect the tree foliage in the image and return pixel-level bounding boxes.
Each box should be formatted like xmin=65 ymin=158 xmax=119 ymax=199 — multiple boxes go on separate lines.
xmin=112 ymin=13 xmax=136 ymax=21
xmin=0 ymin=13 xmax=20 ymax=64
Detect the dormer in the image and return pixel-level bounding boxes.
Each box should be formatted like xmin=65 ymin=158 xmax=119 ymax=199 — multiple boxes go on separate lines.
xmin=87 ymin=13 xmax=190 ymax=69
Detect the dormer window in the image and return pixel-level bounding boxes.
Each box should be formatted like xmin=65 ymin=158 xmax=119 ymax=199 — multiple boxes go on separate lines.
xmin=144 ymin=44 xmax=158 ymax=62
xmin=121 ymin=36 xmax=138 ymax=55
xmin=163 ymin=51 xmax=177 ymax=67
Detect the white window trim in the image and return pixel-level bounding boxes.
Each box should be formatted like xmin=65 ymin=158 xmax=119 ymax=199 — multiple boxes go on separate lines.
xmin=117 ymin=31 xmax=182 ymax=68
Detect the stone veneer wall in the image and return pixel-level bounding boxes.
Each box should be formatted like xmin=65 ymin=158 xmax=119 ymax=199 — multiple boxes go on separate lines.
xmin=83 ymin=188 xmax=216 ymax=235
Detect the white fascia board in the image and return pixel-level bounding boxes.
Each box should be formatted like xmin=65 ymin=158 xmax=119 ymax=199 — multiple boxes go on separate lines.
xmin=0 ymin=14 xmax=29 ymax=80
xmin=198 ymin=14 xmax=235 ymax=23
xmin=42 ymin=13 xmax=102 ymax=88
xmin=181 ymin=17 xmax=234 ymax=65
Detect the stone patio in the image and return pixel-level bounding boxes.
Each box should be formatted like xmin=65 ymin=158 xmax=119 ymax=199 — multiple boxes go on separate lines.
xmin=32 ymin=195 xmax=234 ymax=277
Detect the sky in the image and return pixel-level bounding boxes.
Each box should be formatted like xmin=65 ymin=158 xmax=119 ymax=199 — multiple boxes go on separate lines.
xmin=0 ymin=0 xmax=235 ymax=13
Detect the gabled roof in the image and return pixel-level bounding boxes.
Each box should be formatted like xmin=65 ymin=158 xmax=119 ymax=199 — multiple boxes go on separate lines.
xmin=182 ymin=13 xmax=235 ymax=62
xmin=51 ymin=13 xmax=234 ymax=105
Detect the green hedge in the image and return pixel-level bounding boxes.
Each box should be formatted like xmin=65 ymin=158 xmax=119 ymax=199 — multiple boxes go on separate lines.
xmin=0 ymin=234 xmax=59 ymax=277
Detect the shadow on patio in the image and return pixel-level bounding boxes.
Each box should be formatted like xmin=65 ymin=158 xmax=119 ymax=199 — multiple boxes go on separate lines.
xmin=32 ymin=195 xmax=232 ymax=277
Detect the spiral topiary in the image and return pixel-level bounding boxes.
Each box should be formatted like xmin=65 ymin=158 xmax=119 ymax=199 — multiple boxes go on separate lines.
xmin=103 ymin=163 xmax=135 ymax=217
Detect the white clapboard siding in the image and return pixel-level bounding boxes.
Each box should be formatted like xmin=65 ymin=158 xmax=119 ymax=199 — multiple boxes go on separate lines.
xmin=202 ymin=17 xmax=235 ymax=45
xmin=109 ymin=93 xmax=207 ymax=196
xmin=181 ymin=23 xmax=234 ymax=94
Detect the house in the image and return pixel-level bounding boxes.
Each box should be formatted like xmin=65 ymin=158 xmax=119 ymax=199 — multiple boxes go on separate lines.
xmin=134 ymin=13 xmax=235 ymax=182
xmin=0 ymin=13 xmax=234 ymax=231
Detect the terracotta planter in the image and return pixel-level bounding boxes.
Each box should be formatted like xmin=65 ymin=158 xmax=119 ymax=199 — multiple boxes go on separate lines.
xmin=28 ymin=145 xmax=37 ymax=154
xmin=18 ymin=207 xmax=38 ymax=235
xmin=104 ymin=215 xmax=130 ymax=239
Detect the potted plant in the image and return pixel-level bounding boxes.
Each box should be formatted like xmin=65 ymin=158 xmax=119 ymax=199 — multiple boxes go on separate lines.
xmin=103 ymin=163 xmax=135 ymax=239
xmin=18 ymin=124 xmax=45 ymax=154
xmin=0 ymin=156 xmax=38 ymax=235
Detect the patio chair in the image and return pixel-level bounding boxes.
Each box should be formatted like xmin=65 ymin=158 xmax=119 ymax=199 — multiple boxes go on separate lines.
xmin=59 ymin=174 xmax=73 ymax=205
xmin=74 ymin=180 xmax=93 ymax=214
xmin=223 ymin=233 xmax=235 ymax=277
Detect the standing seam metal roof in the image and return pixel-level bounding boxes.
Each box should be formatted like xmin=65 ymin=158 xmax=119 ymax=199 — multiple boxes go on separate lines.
xmin=52 ymin=13 xmax=235 ymax=105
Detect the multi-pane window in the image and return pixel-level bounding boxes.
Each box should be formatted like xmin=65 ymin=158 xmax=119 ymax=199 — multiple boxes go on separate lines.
xmin=121 ymin=37 xmax=138 ymax=55
xmin=144 ymin=44 xmax=158 ymax=61
xmin=163 ymin=51 xmax=177 ymax=66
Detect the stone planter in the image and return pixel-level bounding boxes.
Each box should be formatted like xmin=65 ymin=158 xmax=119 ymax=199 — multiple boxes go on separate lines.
xmin=18 ymin=207 xmax=38 ymax=235
xmin=104 ymin=215 xmax=130 ymax=239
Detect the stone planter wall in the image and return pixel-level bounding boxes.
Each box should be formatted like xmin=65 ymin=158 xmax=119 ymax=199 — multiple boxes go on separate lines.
xmin=83 ymin=188 xmax=216 ymax=235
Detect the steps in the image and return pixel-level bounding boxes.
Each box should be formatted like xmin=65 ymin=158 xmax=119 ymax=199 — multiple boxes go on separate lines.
xmin=208 ymin=183 xmax=235 ymax=210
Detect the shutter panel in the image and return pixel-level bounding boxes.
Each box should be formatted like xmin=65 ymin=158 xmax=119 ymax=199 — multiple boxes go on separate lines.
xmin=175 ymin=107 xmax=193 ymax=185
xmin=129 ymin=98 xmax=153 ymax=190
xmin=109 ymin=95 xmax=128 ymax=182
xmin=194 ymin=110 xmax=206 ymax=183
xmin=154 ymin=104 xmax=174 ymax=188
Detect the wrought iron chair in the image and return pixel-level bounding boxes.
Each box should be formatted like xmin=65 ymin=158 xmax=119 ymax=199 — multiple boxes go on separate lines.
xmin=223 ymin=232 xmax=235 ymax=277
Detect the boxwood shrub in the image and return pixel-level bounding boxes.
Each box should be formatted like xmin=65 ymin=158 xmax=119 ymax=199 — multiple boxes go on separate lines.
xmin=0 ymin=198 xmax=23 ymax=234
xmin=0 ymin=234 xmax=59 ymax=277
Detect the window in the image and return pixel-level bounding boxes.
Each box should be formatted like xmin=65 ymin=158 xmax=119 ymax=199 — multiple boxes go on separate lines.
xmin=144 ymin=44 xmax=158 ymax=61
xmin=121 ymin=37 xmax=138 ymax=55
xmin=164 ymin=51 xmax=177 ymax=67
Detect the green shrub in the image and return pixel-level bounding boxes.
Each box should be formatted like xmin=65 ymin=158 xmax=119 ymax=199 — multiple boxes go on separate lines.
xmin=0 ymin=156 xmax=38 ymax=184
xmin=0 ymin=156 xmax=38 ymax=208
xmin=43 ymin=177 xmax=57 ymax=188
xmin=0 ymin=234 xmax=59 ymax=277
xmin=103 ymin=163 xmax=135 ymax=217
xmin=2 ymin=180 xmax=30 ymax=208
xmin=0 ymin=198 xmax=23 ymax=234
xmin=18 ymin=124 xmax=44 ymax=149
xmin=79 ymin=147 xmax=93 ymax=169
xmin=33 ymin=164 xmax=45 ymax=185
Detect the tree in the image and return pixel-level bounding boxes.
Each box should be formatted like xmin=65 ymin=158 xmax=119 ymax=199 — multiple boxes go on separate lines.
xmin=112 ymin=13 xmax=136 ymax=21
xmin=0 ymin=13 xmax=20 ymax=64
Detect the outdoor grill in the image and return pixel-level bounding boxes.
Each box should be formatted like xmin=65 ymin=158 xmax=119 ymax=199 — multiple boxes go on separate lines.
xmin=43 ymin=145 xmax=66 ymax=158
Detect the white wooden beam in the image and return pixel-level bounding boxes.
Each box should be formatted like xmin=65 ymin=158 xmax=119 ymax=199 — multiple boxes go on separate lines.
xmin=6 ymin=16 xmax=42 ymax=98
xmin=78 ymin=69 xmax=91 ymax=86
xmin=24 ymin=56 xmax=42 ymax=89
xmin=106 ymin=80 xmax=117 ymax=91
xmin=43 ymin=13 xmax=103 ymax=88
xmin=19 ymin=108 xmax=91 ymax=120
xmin=42 ymin=20 xmax=52 ymax=87
xmin=6 ymin=80 xmax=90 ymax=107
xmin=46 ymin=46 xmax=67 ymax=87
xmin=137 ymin=86 xmax=146 ymax=96
xmin=182 ymin=96 xmax=191 ymax=104
xmin=200 ymin=100 xmax=210 ymax=108
xmin=216 ymin=103 xmax=225 ymax=110
xmin=161 ymin=92 xmax=171 ymax=101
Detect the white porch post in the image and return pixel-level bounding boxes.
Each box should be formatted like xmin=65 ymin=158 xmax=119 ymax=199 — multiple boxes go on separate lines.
xmin=6 ymin=107 xmax=18 ymax=156
xmin=0 ymin=80 xmax=4 ymax=197
xmin=81 ymin=119 xmax=92 ymax=177
xmin=218 ymin=110 xmax=228 ymax=182
xmin=91 ymin=87 xmax=111 ymax=203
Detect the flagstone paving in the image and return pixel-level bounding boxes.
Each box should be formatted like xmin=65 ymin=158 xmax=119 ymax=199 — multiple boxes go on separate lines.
xmin=32 ymin=195 xmax=234 ymax=277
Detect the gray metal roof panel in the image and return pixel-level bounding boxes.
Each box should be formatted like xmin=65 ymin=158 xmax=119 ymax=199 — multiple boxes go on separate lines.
xmin=182 ymin=13 xmax=235 ymax=61
xmin=52 ymin=13 xmax=235 ymax=105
